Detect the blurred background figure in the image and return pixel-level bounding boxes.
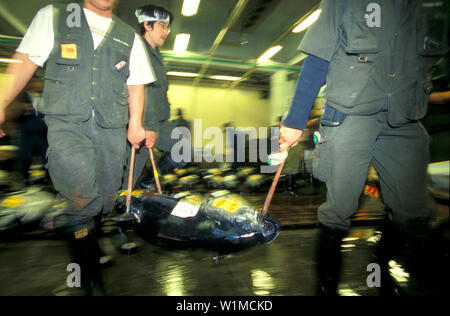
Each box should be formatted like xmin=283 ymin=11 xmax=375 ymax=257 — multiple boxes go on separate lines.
xmin=222 ymin=121 xmax=243 ymax=171
xmin=16 ymin=76 xmax=48 ymax=187
xmin=172 ymin=108 xmax=191 ymax=131
xmin=0 ymin=75 xmax=47 ymax=191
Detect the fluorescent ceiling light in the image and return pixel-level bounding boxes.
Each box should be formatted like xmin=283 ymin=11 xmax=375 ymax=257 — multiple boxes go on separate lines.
xmin=167 ymin=71 xmax=198 ymax=77
xmin=166 ymin=73 xmax=241 ymax=81
xmin=0 ymin=58 xmax=23 ymax=64
xmin=174 ymin=33 xmax=191 ymax=52
xmin=257 ymin=45 xmax=283 ymax=63
xmin=209 ymin=75 xmax=241 ymax=81
xmin=182 ymin=0 xmax=201 ymax=16
xmin=292 ymin=9 xmax=322 ymax=33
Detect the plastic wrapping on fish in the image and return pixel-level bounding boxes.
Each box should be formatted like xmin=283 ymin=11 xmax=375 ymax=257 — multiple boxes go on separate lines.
xmin=114 ymin=189 xmax=281 ymax=253
xmin=0 ymin=186 xmax=55 ymax=232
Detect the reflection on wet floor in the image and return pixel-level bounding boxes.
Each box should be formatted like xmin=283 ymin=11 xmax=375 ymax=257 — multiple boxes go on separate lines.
xmin=0 ymin=225 xmax=448 ymax=296
xmin=0 ymin=189 xmax=448 ymax=296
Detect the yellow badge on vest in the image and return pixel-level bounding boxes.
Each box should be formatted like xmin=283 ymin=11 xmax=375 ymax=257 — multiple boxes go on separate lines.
xmin=74 ymin=228 xmax=88 ymax=239
xmin=61 ymin=44 xmax=78 ymax=59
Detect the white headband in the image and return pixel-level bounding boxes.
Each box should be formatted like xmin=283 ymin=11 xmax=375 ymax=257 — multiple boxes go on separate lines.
xmin=135 ymin=9 xmax=171 ymax=24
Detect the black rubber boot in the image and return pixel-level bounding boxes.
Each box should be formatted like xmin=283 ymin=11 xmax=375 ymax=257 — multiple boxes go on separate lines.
xmin=373 ymin=215 xmax=434 ymax=296
xmin=373 ymin=219 xmax=407 ymax=296
xmin=316 ymin=223 xmax=347 ymax=296
xmin=64 ymin=222 xmax=107 ymax=296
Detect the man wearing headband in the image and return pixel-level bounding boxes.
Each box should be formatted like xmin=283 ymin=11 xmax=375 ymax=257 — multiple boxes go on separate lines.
xmin=0 ymin=0 xmax=154 ymax=295
xmin=123 ymin=5 xmax=187 ymax=190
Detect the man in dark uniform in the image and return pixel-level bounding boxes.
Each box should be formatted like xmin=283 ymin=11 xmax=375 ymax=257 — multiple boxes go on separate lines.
xmin=123 ymin=5 xmax=187 ymax=190
xmin=0 ymin=0 xmax=153 ymax=295
xmin=279 ymin=0 xmax=449 ymax=295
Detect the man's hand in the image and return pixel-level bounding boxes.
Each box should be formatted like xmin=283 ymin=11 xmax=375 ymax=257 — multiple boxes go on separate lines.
xmin=145 ymin=130 xmax=157 ymax=149
xmin=279 ymin=125 xmax=304 ymax=152
xmin=127 ymin=124 xmax=146 ymax=149
xmin=127 ymin=84 xmax=145 ymax=149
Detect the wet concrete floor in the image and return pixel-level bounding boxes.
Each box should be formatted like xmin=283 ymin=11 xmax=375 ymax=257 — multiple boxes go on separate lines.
xmin=0 ymin=225 xmax=448 ymax=296
xmin=0 ymin=190 xmax=448 ymax=296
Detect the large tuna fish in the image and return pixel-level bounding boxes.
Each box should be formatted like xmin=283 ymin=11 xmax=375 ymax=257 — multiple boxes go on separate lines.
xmin=114 ymin=190 xmax=281 ymax=253
xmin=0 ymin=186 xmax=55 ymax=233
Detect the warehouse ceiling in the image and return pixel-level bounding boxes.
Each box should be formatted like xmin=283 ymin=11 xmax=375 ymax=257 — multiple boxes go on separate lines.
xmin=0 ymin=0 xmax=320 ymax=90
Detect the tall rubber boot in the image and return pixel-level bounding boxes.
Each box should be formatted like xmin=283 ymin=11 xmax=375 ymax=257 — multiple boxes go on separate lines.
xmin=64 ymin=222 xmax=107 ymax=296
xmin=139 ymin=153 xmax=186 ymax=189
xmin=373 ymin=218 xmax=407 ymax=296
xmin=316 ymin=223 xmax=347 ymax=296
xmin=374 ymin=215 xmax=434 ymax=296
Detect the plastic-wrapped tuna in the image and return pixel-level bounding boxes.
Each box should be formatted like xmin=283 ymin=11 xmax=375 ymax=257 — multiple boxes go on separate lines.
xmin=0 ymin=186 xmax=55 ymax=232
xmin=114 ymin=190 xmax=280 ymax=253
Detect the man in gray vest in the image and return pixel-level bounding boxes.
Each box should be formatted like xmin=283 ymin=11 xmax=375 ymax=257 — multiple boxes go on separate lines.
xmin=279 ymin=0 xmax=448 ymax=295
xmin=0 ymin=0 xmax=154 ymax=295
xmin=122 ymin=5 xmax=188 ymax=191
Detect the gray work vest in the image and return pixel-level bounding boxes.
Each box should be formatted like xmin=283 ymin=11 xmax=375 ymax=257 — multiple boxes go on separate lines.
xmin=323 ymin=0 xmax=449 ymax=126
xmin=142 ymin=40 xmax=170 ymax=131
xmin=40 ymin=3 xmax=135 ymax=128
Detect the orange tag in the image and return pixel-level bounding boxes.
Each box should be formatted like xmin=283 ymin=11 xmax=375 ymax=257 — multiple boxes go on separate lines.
xmin=364 ymin=185 xmax=380 ymax=198
xmin=74 ymin=228 xmax=88 ymax=239
xmin=61 ymin=44 xmax=77 ymax=59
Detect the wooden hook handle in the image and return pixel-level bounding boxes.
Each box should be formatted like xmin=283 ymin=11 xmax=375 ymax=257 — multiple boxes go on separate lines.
xmin=126 ymin=147 xmax=136 ymax=213
xmin=149 ymin=148 xmax=163 ymax=194
xmin=261 ymin=159 xmax=286 ymax=222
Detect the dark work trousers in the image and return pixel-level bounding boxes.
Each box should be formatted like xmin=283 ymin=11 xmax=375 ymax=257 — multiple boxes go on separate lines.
xmin=313 ymin=111 xmax=436 ymax=233
xmin=45 ymin=115 xmax=127 ymax=227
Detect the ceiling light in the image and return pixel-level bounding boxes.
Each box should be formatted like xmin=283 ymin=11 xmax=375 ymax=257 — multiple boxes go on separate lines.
xmin=0 ymin=58 xmax=23 ymax=64
xmin=292 ymin=9 xmax=322 ymax=33
xmin=257 ymin=45 xmax=283 ymax=63
xmin=167 ymin=71 xmax=198 ymax=77
xmin=209 ymin=75 xmax=241 ymax=81
xmin=174 ymin=33 xmax=191 ymax=53
xmin=182 ymin=0 xmax=201 ymax=16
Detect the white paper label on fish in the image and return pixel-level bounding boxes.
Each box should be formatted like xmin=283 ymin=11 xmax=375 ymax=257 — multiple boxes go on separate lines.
xmin=170 ymin=201 xmax=200 ymax=218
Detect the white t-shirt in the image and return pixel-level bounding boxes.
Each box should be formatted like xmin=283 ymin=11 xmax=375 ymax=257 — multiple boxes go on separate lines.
xmin=17 ymin=5 xmax=154 ymax=86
